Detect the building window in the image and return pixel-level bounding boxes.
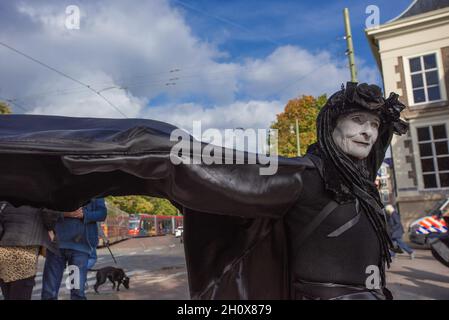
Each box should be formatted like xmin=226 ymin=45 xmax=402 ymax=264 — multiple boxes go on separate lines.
xmin=408 ymin=53 xmax=441 ymax=104
xmin=417 ymin=124 xmax=449 ymax=189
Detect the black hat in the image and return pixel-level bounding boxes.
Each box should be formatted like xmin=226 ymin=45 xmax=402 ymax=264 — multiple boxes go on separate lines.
xmin=324 ymin=82 xmax=408 ymax=135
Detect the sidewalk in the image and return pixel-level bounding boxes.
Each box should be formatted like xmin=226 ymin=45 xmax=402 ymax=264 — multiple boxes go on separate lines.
xmin=387 ymin=248 xmax=449 ymax=300
xmin=86 ymin=265 xmax=190 ymax=300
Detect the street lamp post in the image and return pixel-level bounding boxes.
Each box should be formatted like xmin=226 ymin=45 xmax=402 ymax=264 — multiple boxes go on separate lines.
xmin=290 ymin=119 xmax=301 ymax=157
xmin=295 ymin=118 xmax=301 ymax=157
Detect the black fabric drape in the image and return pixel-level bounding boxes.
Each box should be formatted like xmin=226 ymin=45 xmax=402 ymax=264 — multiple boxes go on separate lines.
xmin=0 ymin=114 xmax=309 ymax=299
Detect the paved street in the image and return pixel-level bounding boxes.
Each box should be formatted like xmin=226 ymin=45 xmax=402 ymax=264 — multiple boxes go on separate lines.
xmin=82 ymin=235 xmax=190 ymax=300
xmin=388 ymin=248 xmax=449 ymax=300
xmin=1 ymin=235 xmax=189 ymax=300
xmin=1 ymin=236 xmax=448 ymax=300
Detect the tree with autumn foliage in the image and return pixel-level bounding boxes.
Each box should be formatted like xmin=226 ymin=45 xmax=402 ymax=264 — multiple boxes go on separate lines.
xmin=271 ymin=95 xmax=327 ymax=157
xmin=107 ymin=195 xmax=179 ymax=216
xmin=0 ymin=101 xmax=12 ymax=114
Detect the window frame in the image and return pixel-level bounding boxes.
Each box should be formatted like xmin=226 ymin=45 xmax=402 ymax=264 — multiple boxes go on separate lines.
xmin=403 ymin=50 xmax=447 ymax=107
xmin=411 ymin=118 xmax=449 ymax=191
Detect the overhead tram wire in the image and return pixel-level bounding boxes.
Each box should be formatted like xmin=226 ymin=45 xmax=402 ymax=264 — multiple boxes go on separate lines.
xmin=168 ymin=1 xmax=352 ymax=100
xmin=169 ymin=2 xmax=347 ymax=103
xmin=108 ymin=69 xmax=238 ymax=91
xmin=5 ymin=58 xmax=341 ymax=108
xmin=15 ymin=64 xmax=221 ymax=102
xmin=274 ymin=49 xmax=350 ymax=100
xmin=14 ymin=77 xmax=176 ymax=103
xmin=40 ymin=34 xmax=343 ymax=98
xmin=1 ymin=0 xmax=346 ymax=106
xmin=2 ymin=26 xmax=344 ymax=106
xmin=17 ymin=67 xmax=239 ymax=101
xmin=11 ymin=0 xmax=290 ymax=100
xmin=172 ymin=0 xmax=281 ymax=47
xmin=3 ymin=2 xmax=344 ymax=105
xmin=20 ymin=62 xmax=218 ymax=100
xmin=275 ymin=63 xmax=331 ymax=97
xmin=12 ymin=63 xmax=335 ymax=105
xmin=16 ymin=67 xmax=184 ymax=101
xmin=0 ymin=96 xmax=28 ymax=113
xmin=0 ymin=41 xmax=128 ymax=118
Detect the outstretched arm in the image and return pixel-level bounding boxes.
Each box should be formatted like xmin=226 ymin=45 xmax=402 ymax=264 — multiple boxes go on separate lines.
xmin=0 ymin=115 xmax=307 ymax=218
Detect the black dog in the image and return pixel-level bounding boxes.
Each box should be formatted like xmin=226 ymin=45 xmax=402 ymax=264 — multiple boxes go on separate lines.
xmin=90 ymin=266 xmax=130 ymax=293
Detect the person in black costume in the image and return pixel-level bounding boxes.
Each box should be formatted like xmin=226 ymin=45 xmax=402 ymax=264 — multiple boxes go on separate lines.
xmin=0 ymin=82 xmax=407 ymax=300
xmin=285 ymin=82 xmax=408 ymax=299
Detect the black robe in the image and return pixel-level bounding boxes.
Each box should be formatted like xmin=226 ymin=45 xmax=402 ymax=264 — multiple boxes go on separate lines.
xmin=0 ymin=114 xmax=312 ymax=299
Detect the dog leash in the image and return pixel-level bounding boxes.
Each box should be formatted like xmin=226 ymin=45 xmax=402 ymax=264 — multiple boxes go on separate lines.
xmin=105 ymin=242 xmax=118 ymax=265
xmin=98 ymin=222 xmax=118 ymax=265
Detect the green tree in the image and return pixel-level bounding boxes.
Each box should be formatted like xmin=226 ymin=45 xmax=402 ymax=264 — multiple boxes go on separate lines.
xmin=107 ymin=195 xmax=154 ymax=214
xmin=107 ymin=195 xmax=179 ymax=216
xmin=0 ymin=101 xmax=12 ymax=114
xmin=147 ymin=197 xmax=179 ymax=216
xmin=271 ymin=95 xmax=327 ymax=157
xmin=104 ymin=199 xmax=129 ymax=217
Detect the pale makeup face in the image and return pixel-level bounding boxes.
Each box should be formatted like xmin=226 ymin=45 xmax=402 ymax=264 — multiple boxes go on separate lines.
xmin=332 ymin=111 xmax=380 ymax=160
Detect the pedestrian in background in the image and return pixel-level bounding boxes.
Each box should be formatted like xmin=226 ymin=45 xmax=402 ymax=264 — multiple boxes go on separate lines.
xmin=0 ymin=202 xmax=60 ymax=300
xmin=41 ymin=198 xmax=107 ymax=300
xmin=386 ymin=204 xmax=415 ymax=260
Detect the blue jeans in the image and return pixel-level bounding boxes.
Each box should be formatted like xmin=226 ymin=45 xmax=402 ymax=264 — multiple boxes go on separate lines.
xmin=392 ymin=238 xmax=414 ymax=256
xmin=87 ymin=249 xmax=97 ymax=270
xmin=41 ymin=249 xmax=89 ymax=300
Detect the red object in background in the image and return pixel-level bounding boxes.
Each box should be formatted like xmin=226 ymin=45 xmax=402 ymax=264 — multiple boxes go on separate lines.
xmin=127 ymin=228 xmax=139 ymax=236
xmin=126 ymin=214 xmax=183 ymax=237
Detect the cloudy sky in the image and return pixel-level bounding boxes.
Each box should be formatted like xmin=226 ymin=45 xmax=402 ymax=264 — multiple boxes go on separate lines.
xmin=0 ymin=0 xmax=412 ymax=133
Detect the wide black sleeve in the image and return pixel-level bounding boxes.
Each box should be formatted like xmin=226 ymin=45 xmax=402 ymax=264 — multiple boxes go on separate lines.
xmin=0 ymin=115 xmax=309 ymax=218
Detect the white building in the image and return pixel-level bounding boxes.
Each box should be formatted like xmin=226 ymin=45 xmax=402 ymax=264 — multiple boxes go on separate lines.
xmin=366 ymin=0 xmax=449 ymax=229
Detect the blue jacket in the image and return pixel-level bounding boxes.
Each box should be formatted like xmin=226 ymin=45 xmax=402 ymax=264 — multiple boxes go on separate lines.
xmin=55 ymin=198 xmax=107 ymax=254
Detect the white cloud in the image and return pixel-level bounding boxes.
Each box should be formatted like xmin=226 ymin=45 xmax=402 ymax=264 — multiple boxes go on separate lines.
xmin=239 ymin=45 xmax=379 ymax=100
xmin=0 ymin=0 xmax=380 ymax=131
xmin=141 ymin=100 xmax=283 ymax=153
xmin=0 ymin=0 xmax=239 ymax=111
xmin=28 ymin=73 xmax=145 ymax=118
xmin=142 ymin=100 xmax=284 ymax=131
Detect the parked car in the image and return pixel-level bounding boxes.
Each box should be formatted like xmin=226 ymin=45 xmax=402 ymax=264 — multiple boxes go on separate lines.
xmin=175 ymin=226 xmax=183 ymax=238
xmin=408 ymin=198 xmax=449 ymax=246
xmin=175 ymin=226 xmax=184 ymax=243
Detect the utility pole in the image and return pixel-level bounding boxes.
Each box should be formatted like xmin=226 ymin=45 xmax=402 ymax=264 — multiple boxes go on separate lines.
xmin=295 ymin=118 xmax=301 ymax=157
xmin=343 ymin=8 xmax=357 ymax=82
